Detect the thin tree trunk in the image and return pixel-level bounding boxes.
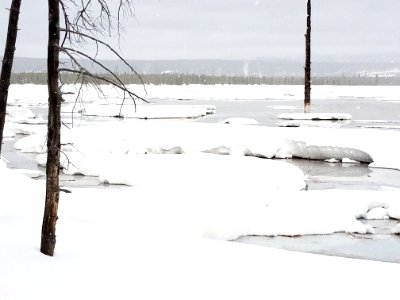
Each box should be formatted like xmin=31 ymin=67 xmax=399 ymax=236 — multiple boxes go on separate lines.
xmin=304 ymin=0 xmax=311 ymax=113
xmin=41 ymin=0 xmax=61 ymax=256
xmin=0 ymin=0 xmax=22 ymax=155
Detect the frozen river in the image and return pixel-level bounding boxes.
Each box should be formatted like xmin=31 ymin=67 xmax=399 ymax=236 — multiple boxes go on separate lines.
xmin=4 ymin=84 xmax=400 ymax=263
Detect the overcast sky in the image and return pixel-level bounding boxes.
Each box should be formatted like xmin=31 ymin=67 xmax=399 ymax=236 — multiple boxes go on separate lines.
xmin=1 ymin=0 xmax=400 ymax=61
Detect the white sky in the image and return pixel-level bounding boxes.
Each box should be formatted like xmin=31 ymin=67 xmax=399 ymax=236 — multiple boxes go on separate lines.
xmin=1 ymin=0 xmax=400 ymax=61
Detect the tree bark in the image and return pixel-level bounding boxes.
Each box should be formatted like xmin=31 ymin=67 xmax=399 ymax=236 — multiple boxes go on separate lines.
xmin=0 ymin=0 xmax=22 ymax=155
xmin=304 ymin=0 xmax=312 ymax=113
xmin=41 ymin=0 xmax=61 ymax=256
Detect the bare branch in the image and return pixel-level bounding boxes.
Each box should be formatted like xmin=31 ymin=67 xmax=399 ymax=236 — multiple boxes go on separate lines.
xmin=59 ymin=68 xmax=148 ymax=114
xmin=60 ymin=28 xmax=146 ymax=89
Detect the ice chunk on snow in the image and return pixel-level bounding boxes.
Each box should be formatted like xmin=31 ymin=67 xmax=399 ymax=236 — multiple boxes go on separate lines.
xmin=277 ymin=113 xmax=352 ymax=121
xmin=276 ymin=140 xmax=373 ymax=163
xmin=342 ymin=158 xmax=360 ymax=164
xmin=325 ymin=158 xmax=340 ymax=163
xmin=203 ymin=146 xmax=233 ymax=155
xmin=364 ymin=207 xmax=389 ymax=220
xmin=367 ymin=202 xmax=389 ymax=211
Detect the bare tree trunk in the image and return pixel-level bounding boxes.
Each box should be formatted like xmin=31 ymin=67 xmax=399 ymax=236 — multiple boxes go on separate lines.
xmin=0 ymin=0 xmax=22 ymax=155
xmin=41 ymin=0 xmax=61 ymax=256
xmin=304 ymin=0 xmax=311 ymax=113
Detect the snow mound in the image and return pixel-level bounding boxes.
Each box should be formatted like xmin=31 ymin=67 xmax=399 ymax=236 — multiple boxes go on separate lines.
xmin=275 ymin=140 xmax=373 ymax=163
xmin=363 ymin=207 xmax=389 ymax=220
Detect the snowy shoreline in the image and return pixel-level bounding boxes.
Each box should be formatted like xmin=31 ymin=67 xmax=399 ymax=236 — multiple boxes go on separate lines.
xmin=2 ymin=83 xmax=400 ymax=299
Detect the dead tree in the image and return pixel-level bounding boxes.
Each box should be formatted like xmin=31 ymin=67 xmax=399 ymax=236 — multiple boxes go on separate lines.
xmin=0 ymin=0 xmax=22 ymax=155
xmin=40 ymin=0 xmax=144 ymax=256
xmin=304 ymin=0 xmax=311 ymax=113
xmin=41 ymin=0 xmax=61 ymax=256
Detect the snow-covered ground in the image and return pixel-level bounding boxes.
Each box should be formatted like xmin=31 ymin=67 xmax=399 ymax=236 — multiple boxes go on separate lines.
xmin=2 ymin=84 xmax=400 ymax=299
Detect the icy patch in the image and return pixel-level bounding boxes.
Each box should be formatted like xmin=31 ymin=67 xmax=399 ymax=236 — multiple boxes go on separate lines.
xmin=67 ymin=103 xmax=216 ymax=119
xmin=278 ymin=120 xmax=345 ymax=128
xmin=277 ymin=113 xmax=352 ymax=121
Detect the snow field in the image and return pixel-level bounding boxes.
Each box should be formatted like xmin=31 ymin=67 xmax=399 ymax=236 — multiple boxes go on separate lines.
xmin=1 ymin=163 xmax=400 ymax=299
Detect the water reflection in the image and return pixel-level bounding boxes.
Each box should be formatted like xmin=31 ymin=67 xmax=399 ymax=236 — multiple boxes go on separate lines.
xmin=286 ymin=158 xmax=400 ymax=191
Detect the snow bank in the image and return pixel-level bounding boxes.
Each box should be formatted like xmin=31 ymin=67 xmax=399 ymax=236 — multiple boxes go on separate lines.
xmin=12 ymin=119 xmax=400 ymax=174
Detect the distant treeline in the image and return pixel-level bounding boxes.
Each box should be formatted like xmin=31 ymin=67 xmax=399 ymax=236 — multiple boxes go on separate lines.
xmin=10 ymin=72 xmax=400 ymax=86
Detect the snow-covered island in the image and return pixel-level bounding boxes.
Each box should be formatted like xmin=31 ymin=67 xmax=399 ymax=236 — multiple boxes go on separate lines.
xmin=2 ymin=84 xmax=400 ymax=299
